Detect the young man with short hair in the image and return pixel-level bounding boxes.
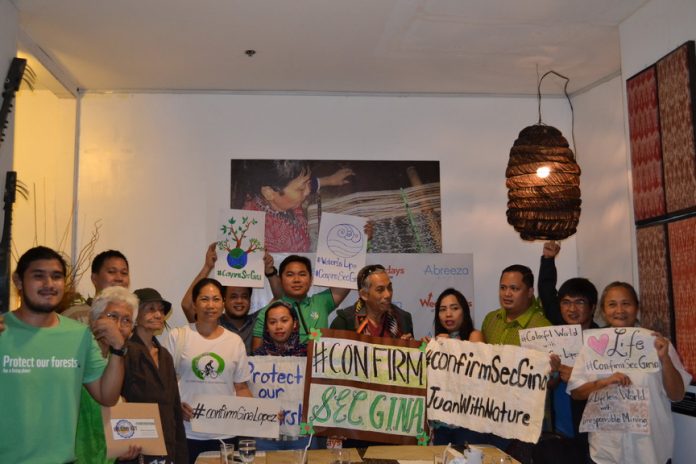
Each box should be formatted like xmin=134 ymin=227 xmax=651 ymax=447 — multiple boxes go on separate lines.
xmin=0 ymin=246 xmax=127 ymax=463
xmin=62 ymin=249 xmax=131 ymax=324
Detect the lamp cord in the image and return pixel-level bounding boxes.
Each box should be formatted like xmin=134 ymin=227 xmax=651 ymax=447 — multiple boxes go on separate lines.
xmin=537 ymin=70 xmax=577 ymax=157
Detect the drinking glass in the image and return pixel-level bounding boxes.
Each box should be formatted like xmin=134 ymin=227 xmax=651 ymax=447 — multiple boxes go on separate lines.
xmin=220 ymin=442 xmax=234 ymax=464
xmin=238 ymin=439 xmax=256 ymax=464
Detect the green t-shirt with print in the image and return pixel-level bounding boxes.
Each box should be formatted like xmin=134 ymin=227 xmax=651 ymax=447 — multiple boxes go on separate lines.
xmin=0 ymin=312 xmax=106 ymax=463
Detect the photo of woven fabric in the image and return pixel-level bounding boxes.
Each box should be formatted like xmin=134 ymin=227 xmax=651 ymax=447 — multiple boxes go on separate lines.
xmin=667 ymin=216 xmax=696 ymax=380
xmin=657 ymin=41 xmax=696 ymax=214
xmin=230 ymin=159 xmax=441 ymax=253
xmin=626 ymin=66 xmax=665 ymax=221
xmin=635 ymin=224 xmax=671 ymax=337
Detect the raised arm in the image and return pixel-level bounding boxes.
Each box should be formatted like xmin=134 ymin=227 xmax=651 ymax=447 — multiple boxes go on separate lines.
xmin=181 ymin=243 xmax=217 ymax=322
xmin=538 ymin=241 xmax=563 ymax=325
xmin=263 ymin=251 xmax=283 ymax=299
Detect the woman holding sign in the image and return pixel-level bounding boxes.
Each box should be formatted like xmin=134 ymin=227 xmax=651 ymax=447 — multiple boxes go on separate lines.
xmin=428 ymin=288 xmax=490 ymax=447
xmin=568 ymin=282 xmax=691 ymax=464
xmin=253 ymin=301 xmax=313 ymax=451
xmin=166 ymin=278 xmax=252 ymax=463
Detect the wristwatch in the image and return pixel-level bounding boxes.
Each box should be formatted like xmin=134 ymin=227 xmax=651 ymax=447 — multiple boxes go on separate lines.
xmin=109 ymin=344 xmax=128 ymax=357
xmin=265 ymin=266 xmax=278 ymax=278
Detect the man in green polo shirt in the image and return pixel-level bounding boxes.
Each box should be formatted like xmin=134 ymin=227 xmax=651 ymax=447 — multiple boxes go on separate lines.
xmin=482 ymin=264 xmax=551 ymax=346
xmin=252 ymin=255 xmax=350 ymax=350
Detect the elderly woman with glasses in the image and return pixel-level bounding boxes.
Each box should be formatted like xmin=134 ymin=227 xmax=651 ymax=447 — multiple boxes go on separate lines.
xmin=75 ymin=286 xmax=141 ymax=464
xmin=330 ymin=264 xmax=413 ymax=339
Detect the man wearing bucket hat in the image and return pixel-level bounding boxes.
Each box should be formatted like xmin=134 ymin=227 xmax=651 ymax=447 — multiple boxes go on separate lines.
xmin=120 ymin=288 xmax=187 ymax=464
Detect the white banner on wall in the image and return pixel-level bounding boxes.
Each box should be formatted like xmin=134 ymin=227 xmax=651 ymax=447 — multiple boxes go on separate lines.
xmin=251 ymin=253 xmax=473 ymax=339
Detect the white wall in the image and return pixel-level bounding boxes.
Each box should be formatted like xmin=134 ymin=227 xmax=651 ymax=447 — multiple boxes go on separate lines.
xmin=77 ymin=92 xmax=577 ymax=329
xmin=620 ymin=0 xmax=696 ymax=462
xmin=572 ymin=75 xmax=634 ymax=294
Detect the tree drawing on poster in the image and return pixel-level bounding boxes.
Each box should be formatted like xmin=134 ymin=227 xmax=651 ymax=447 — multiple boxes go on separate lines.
xmin=214 ymin=209 xmax=265 ymax=287
xmin=314 ymin=213 xmax=367 ymax=289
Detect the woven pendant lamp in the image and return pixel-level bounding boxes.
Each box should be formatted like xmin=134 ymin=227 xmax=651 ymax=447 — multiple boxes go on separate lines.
xmin=506 ymin=71 xmax=581 ymax=241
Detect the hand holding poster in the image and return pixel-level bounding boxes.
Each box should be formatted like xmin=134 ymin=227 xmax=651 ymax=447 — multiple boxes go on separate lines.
xmin=579 ymin=384 xmax=650 ymax=434
xmin=248 ymin=356 xmax=306 ymax=437
xmin=520 ymin=324 xmax=583 ymax=366
xmin=215 ymin=209 xmax=266 ymax=287
xmin=314 ymin=213 xmax=367 ymax=289
xmin=303 ymin=329 xmax=427 ymax=444
xmin=426 ymin=338 xmax=551 ymax=443
xmin=581 ymin=327 xmax=660 ymax=374
xmin=190 ymin=395 xmax=280 ymax=438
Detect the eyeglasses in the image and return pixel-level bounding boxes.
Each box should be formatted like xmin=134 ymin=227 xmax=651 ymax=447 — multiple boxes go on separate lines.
xmin=358 ymin=264 xmax=386 ymax=289
xmin=560 ymin=298 xmax=589 ymax=308
xmin=103 ymin=312 xmax=134 ymax=328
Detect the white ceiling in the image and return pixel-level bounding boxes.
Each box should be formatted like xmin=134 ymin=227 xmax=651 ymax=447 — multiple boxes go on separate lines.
xmin=12 ymin=0 xmax=648 ymax=96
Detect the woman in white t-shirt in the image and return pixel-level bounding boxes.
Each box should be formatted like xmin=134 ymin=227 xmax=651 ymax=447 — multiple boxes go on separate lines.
xmin=166 ymin=278 xmax=252 ymax=463
xmin=568 ymin=282 xmax=691 ymax=464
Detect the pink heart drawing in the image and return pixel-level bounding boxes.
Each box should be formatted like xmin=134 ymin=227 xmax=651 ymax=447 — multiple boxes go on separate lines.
xmin=588 ymin=334 xmax=609 ymax=356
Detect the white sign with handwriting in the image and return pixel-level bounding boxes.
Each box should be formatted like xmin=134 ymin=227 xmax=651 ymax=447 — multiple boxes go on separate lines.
xmin=190 ymin=395 xmax=280 ymax=438
xmin=580 ymin=384 xmax=650 ymax=434
xmin=581 ymin=327 xmax=660 ymax=374
xmin=520 ymin=324 xmax=583 ymax=366
xmin=314 ymin=213 xmax=367 ymax=289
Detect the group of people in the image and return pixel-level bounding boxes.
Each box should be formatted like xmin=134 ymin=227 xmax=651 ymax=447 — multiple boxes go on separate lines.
xmin=0 ymin=240 xmax=690 ymax=464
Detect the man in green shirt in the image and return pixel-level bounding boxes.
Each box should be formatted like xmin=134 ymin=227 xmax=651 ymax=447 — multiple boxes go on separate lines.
xmin=252 ymin=254 xmax=350 ymax=349
xmin=482 ymin=264 xmax=551 ymax=346
xmin=0 ymin=246 xmax=127 ymax=463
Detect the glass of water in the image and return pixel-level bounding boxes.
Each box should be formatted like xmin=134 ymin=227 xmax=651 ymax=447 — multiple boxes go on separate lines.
xmin=219 ymin=442 xmax=234 ymax=464
xmin=238 ymin=439 xmax=256 ymax=464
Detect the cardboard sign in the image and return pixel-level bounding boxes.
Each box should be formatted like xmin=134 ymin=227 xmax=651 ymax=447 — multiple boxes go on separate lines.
xmin=248 ymin=356 xmax=306 ymax=437
xmin=581 ymin=327 xmax=660 ymax=374
xmin=579 ymin=384 xmax=650 ymax=434
xmin=214 ymin=209 xmax=266 ymax=287
xmin=102 ymin=402 xmax=167 ymax=458
xmin=314 ymin=213 xmax=367 ymax=289
xmin=520 ymin=324 xmax=583 ymax=366
xmin=303 ymin=329 xmax=427 ymax=444
xmin=190 ymin=395 xmax=280 ymax=438
xmin=426 ymin=338 xmax=551 ymax=443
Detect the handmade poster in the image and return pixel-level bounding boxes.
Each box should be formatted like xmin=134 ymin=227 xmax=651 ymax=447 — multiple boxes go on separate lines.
xmin=581 ymin=327 xmax=660 ymax=374
xmin=248 ymin=356 xmax=306 ymax=437
xmin=520 ymin=324 xmax=583 ymax=366
xmin=579 ymin=384 xmax=650 ymax=434
xmin=425 ymin=338 xmax=551 ymax=443
xmin=313 ymin=213 xmax=367 ymax=289
xmin=251 ymin=253 xmax=473 ymax=340
xmin=102 ymin=402 xmax=167 ymax=458
xmin=303 ymin=329 xmax=427 ymax=444
xmin=214 ymin=209 xmax=266 ymax=287
xmin=190 ymin=394 xmax=280 ymax=438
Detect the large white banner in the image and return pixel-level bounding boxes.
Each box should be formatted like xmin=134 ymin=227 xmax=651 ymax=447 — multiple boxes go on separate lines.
xmin=252 ymin=253 xmax=473 ymax=339
xmin=426 ymin=338 xmax=551 ymax=443
xmin=247 ymin=356 xmax=305 ymax=437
